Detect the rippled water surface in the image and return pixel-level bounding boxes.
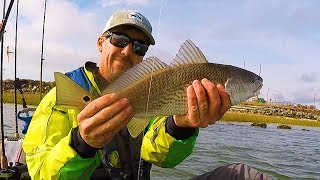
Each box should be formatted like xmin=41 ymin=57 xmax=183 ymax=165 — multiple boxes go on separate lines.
xmin=2 ymin=104 xmax=320 ymax=179
xmin=2 ymin=104 xmax=27 ymax=137
xmin=151 ymin=121 xmax=320 ymax=179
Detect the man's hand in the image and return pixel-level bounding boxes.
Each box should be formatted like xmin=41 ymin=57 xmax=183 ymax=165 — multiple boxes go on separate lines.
xmin=173 ymin=78 xmax=231 ymax=128
xmin=77 ymin=93 xmax=134 ymax=148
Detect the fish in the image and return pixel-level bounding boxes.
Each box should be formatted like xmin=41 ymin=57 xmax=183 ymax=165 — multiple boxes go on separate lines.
xmin=54 ymin=39 xmax=263 ymax=138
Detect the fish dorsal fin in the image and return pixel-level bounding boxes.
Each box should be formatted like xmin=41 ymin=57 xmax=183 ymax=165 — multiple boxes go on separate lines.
xmin=104 ymin=56 xmax=169 ymax=94
xmin=170 ymin=39 xmax=208 ymax=66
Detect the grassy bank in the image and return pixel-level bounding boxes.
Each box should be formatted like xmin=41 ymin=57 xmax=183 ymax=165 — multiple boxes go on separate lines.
xmin=221 ymin=112 xmax=320 ymax=127
xmin=3 ymin=91 xmax=44 ymax=106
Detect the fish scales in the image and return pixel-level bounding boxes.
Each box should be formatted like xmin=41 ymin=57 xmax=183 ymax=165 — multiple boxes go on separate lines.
xmin=116 ymin=63 xmax=241 ymax=118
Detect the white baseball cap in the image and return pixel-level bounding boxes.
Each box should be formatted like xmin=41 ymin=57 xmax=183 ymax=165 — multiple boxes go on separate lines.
xmin=102 ymin=10 xmax=155 ymax=45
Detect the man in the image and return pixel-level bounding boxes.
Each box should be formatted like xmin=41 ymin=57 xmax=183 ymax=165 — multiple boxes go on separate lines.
xmin=22 ymin=10 xmax=267 ymax=179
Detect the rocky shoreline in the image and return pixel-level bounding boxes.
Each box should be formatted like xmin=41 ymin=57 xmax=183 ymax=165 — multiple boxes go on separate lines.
xmin=229 ymin=105 xmax=320 ymax=121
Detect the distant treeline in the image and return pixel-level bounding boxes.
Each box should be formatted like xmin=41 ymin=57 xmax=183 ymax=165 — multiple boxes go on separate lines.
xmin=3 ymin=79 xmax=55 ymax=93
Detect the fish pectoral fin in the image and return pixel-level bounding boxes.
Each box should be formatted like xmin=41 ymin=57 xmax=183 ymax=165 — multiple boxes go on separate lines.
xmin=127 ymin=117 xmax=150 ymax=138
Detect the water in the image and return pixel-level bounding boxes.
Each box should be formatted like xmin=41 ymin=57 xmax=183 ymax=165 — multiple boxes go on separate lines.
xmin=151 ymin=123 xmax=320 ymax=179
xmin=1 ymin=103 xmax=28 ymax=137
xmin=2 ymin=104 xmax=320 ymax=179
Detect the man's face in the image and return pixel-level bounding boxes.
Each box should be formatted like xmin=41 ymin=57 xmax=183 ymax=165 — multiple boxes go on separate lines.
xmin=97 ymin=26 xmax=149 ymax=82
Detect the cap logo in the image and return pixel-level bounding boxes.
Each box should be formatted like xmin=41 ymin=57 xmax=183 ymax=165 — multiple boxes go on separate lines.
xmin=129 ymin=12 xmax=143 ymax=22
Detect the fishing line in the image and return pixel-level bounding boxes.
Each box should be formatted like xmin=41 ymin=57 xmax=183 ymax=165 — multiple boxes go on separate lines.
xmin=137 ymin=0 xmax=165 ymax=179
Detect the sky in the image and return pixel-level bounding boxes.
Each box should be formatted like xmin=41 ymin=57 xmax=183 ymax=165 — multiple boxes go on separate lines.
xmin=0 ymin=0 xmax=319 ymax=107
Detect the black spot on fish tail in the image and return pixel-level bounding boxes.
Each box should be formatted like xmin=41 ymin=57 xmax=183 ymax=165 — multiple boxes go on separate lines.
xmin=83 ymin=96 xmax=91 ymax=102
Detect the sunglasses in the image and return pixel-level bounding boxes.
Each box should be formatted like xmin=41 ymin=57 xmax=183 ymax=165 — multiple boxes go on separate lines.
xmin=105 ymin=32 xmax=149 ymax=56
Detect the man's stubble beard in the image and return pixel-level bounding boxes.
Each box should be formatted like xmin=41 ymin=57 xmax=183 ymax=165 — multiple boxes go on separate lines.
xmin=108 ymin=54 xmax=131 ymax=82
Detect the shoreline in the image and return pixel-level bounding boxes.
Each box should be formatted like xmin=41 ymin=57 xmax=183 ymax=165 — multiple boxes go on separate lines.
xmin=4 ymin=91 xmax=320 ymax=128
xmin=221 ymin=111 xmax=320 ymax=128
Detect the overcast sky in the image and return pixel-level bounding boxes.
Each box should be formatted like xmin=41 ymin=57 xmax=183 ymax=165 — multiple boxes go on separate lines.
xmin=1 ymin=0 xmax=319 ymax=106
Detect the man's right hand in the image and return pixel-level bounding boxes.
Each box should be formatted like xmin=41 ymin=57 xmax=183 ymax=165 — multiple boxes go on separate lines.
xmin=77 ymin=93 xmax=134 ymax=148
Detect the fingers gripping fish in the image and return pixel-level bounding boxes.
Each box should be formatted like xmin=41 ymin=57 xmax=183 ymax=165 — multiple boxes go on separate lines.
xmin=54 ymin=39 xmax=263 ymax=138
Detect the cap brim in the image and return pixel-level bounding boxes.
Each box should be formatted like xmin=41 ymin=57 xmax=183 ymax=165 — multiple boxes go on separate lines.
xmin=108 ymin=23 xmax=155 ymax=45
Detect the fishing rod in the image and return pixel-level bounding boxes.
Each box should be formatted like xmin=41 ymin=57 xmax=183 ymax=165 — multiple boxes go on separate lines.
xmin=13 ymin=0 xmax=19 ymax=139
xmin=39 ymin=0 xmax=48 ymax=101
xmin=0 ymin=0 xmax=14 ymax=39
xmin=0 ymin=0 xmax=16 ymax=172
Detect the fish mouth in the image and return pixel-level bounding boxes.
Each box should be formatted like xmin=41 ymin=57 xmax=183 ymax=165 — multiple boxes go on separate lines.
xmin=253 ymin=84 xmax=263 ymax=96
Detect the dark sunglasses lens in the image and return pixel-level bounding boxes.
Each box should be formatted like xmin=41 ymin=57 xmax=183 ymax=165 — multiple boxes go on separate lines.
xmin=133 ymin=41 xmax=149 ymax=56
xmin=110 ymin=34 xmax=130 ymax=48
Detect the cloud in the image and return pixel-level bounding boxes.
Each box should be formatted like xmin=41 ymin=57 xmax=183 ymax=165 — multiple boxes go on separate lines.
xmin=299 ymin=73 xmax=318 ymax=83
xmin=2 ymin=0 xmax=99 ymax=81
xmin=98 ymin=0 xmax=148 ymax=7
xmin=287 ymin=87 xmax=320 ymax=105
xmin=0 ymin=0 xmax=319 ymax=107
xmin=291 ymin=94 xmax=318 ymax=106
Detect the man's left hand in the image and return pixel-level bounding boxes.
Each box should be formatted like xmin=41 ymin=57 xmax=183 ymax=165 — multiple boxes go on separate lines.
xmin=173 ymin=78 xmax=231 ymax=128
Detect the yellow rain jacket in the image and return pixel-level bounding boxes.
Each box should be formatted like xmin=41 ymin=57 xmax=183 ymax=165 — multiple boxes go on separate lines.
xmin=22 ymin=62 xmax=199 ymax=179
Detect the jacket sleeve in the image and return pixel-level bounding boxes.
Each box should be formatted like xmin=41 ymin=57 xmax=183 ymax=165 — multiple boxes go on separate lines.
xmin=22 ymin=88 xmax=100 ymax=179
xmin=141 ymin=116 xmax=199 ymax=168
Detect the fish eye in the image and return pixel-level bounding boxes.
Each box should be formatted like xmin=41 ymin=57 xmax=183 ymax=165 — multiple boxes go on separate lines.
xmin=251 ymin=78 xmax=255 ymax=83
xmin=83 ymin=96 xmax=91 ymax=102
